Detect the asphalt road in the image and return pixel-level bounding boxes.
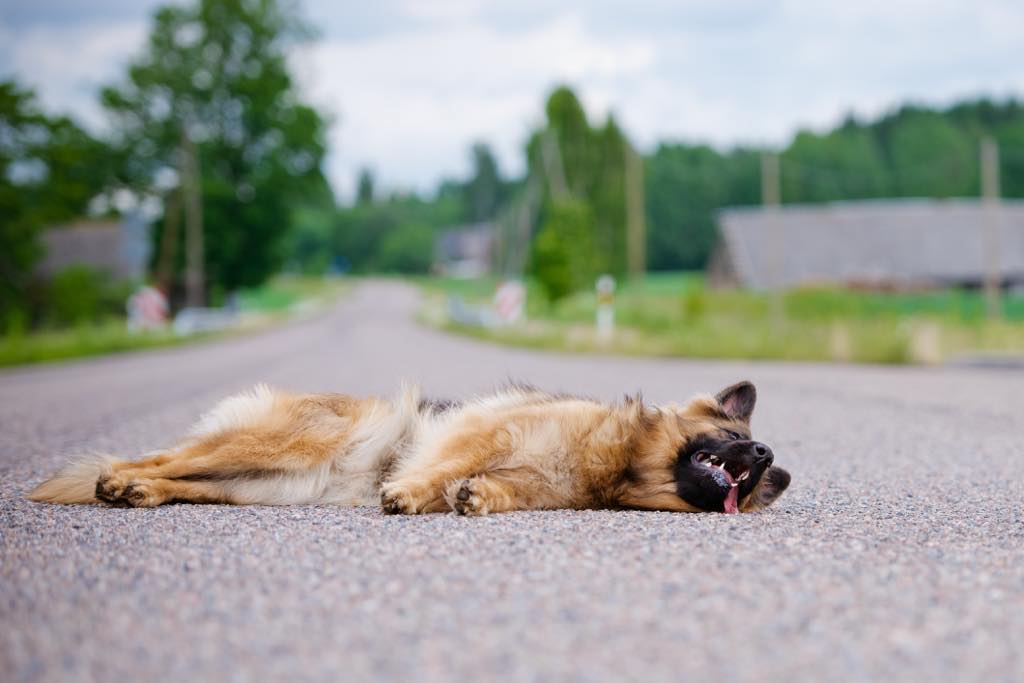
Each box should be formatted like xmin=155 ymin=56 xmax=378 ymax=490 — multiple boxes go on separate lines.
xmin=2 ymin=281 xmax=1022 ymax=683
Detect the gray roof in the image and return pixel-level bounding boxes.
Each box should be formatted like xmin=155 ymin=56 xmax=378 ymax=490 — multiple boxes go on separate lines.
xmin=38 ymin=214 xmax=150 ymax=281
xmin=435 ymin=222 xmax=495 ymax=262
xmin=716 ymin=199 xmax=1024 ymax=290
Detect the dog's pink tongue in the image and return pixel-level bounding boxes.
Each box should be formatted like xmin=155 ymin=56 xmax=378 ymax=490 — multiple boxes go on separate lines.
xmin=723 ymin=484 xmax=739 ymax=514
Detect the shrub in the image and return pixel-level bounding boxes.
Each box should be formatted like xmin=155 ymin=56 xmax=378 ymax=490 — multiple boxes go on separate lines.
xmin=44 ymin=266 xmax=132 ymax=327
xmin=530 ymin=200 xmax=595 ymax=303
xmin=376 ymin=223 xmax=434 ymax=274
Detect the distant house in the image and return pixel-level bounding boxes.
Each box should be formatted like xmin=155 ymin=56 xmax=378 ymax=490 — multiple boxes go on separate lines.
xmin=434 ymin=222 xmax=495 ymax=278
xmin=37 ymin=214 xmax=151 ymax=282
xmin=710 ymin=199 xmax=1024 ymax=290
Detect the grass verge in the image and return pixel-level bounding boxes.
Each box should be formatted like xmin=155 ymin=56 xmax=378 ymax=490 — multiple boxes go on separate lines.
xmin=417 ymin=273 xmax=1024 ymax=365
xmin=0 ymin=275 xmax=350 ymax=368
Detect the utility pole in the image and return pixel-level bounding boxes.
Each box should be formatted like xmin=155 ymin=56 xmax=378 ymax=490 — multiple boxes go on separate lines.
xmin=980 ymin=136 xmax=1002 ymax=319
xmin=761 ymin=151 xmax=781 ymax=208
xmin=155 ymin=188 xmax=181 ymax=296
xmin=624 ymin=140 xmax=646 ymax=280
xmin=540 ymin=129 xmax=570 ymax=202
xmin=181 ymin=125 xmax=205 ymax=308
xmin=761 ymin=151 xmax=783 ymax=324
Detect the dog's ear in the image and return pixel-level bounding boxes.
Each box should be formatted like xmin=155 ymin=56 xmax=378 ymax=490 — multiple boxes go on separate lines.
xmin=751 ymin=467 xmax=790 ymax=509
xmin=715 ymin=381 xmax=756 ymax=423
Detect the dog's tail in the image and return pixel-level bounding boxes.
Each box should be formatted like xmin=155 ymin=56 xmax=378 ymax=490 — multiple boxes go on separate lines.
xmin=27 ymin=454 xmax=118 ymax=504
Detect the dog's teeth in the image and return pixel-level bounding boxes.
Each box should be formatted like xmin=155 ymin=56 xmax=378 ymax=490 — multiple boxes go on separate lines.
xmin=738 ymin=471 xmax=749 ymax=481
xmin=717 ymin=463 xmax=726 ymax=470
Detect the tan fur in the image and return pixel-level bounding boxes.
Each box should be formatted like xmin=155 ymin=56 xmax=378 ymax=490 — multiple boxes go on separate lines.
xmin=28 ymin=383 xmax=786 ymax=514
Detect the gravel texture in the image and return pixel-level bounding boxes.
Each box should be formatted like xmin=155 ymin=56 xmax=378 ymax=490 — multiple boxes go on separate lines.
xmin=2 ymin=281 xmax=1022 ymax=683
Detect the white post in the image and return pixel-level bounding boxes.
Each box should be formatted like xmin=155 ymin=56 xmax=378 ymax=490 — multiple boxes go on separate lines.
xmin=981 ymin=136 xmax=1002 ymax=319
xmin=761 ymin=151 xmax=783 ymax=326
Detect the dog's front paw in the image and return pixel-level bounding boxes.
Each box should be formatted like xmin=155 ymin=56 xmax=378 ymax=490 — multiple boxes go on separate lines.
xmin=380 ymin=482 xmax=421 ymax=514
xmin=445 ymin=478 xmax=489 ymax=516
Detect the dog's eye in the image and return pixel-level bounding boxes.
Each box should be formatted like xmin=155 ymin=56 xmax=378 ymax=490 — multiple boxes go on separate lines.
xmin=725 ymin=430 xmax=742 ymax=441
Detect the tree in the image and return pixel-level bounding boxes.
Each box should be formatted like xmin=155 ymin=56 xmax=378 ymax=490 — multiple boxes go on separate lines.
xmin=0 ymin=80 xmax=111 ymax=326
xmin=356 ymin=168 xmax=375 ymax=205
xmin=463 ymin=143 xmax=502 ymax=221
xmin=523 ymin=86 xmax=632 ymax=296
xmin=376 ymin=223 xmax=434 ymax=273
xmin=591 ymin=115 xmax=628 ymax=276
xmin=101 ymin=0 xmax=329 ymax=300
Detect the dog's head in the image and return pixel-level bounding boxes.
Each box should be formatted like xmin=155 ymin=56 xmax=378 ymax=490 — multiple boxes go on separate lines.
xmin=622 ymin=381 xmax=790 ymax=513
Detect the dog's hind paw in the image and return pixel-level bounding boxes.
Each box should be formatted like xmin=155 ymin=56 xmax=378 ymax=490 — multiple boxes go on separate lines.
xmin=95 ymin=475 xmax=162 ymax=507
xmin=118 ymin=482 xmax=163 ymax=508
xmin=95 ymin=474 xmax=127 ymax=504
xmin=445 ymin=478 xmax=489 ymax=516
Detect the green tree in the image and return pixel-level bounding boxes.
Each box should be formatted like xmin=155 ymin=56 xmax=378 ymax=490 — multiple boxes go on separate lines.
xmin=462 ymin=142 xmax=502 ymax=221
xmin=0 ymin=80 xmax=111 ymax=326
xmin=781 ymin=122 xmax=890 ymax=201
xmin=591 ymin=115 xmax=627 ymax=276
xmin=879 ymin=109 xmax=975 ymax=197
xmin=376 ymin=223 xmax=434 ymax=273
xmin=530 ymin=199 xmax=595 ymax=303
xmin=101 ymin=0 xmax=329 ymax=295
xmin=356 ymin=168 xmax=375 ymax=205
xmin=524 ymin=86 xmax=630 ymax=293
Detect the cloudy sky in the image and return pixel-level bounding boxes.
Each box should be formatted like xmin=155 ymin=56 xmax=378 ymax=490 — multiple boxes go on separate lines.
xmin=2 ymin=0 xmax=1022 ymax=198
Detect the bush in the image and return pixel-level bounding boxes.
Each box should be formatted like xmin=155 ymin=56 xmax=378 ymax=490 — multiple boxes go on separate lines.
xmin=376 ymin=223 xmax=434 ymax=274
xmin=44 ymin=266 xmax=132 ymax=327
xmin=530 ymin=224 xmax=574 ymax=303
xmin=530 ymin=200 xmax=595 ymax=303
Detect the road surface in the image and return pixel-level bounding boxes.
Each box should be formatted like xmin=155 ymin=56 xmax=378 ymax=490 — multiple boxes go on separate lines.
xmin=2 ymin=281 xmax=1022 ymax=682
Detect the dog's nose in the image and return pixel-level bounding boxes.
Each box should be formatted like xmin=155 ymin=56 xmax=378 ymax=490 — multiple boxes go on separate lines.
xmin=752 ymin=442 xmax=774 ymax=466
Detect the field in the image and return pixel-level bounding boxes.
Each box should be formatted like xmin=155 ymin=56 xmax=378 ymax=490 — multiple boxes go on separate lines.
xmin=0 ymin=276 xmax=348 ymax=368
xmin=418 ymin=273 xmax=1024 ymax=364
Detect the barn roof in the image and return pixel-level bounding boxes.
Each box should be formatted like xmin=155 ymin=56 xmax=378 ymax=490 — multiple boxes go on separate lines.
xmin=715 ymin=199 xmax=1024 ymax=290
xmin=37 ymin=215 xmax=150 ymax=281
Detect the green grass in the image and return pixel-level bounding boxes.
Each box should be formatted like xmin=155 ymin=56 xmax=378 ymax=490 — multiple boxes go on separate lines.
xmin=0 ymin=322 xmax=204 ymax=367
xmin=237 ymin=275 xmax=348 ymax=312
xmin=0 ymin=275 xmax=350 ymax=368
xmin=418 ymin=274 xmax=1024 ymax=365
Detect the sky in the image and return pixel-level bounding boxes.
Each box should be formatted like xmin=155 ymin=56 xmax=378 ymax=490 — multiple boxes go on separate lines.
xmin=2 ymin=0 xmax=1023 ymax=199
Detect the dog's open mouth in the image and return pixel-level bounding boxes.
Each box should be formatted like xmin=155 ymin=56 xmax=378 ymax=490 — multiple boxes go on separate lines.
xmin=694 ymin=452 xmax=751 ymax=514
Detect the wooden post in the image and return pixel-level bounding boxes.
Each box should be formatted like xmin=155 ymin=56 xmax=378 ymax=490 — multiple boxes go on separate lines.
xmin=155 ymin=187 xmax=181 ymax=296
xmin=181 ymin=125 xmax=205 ymax=307
xmin=980 ymin=136 xmax=1002 ymax=319
xmin=540 ymin=129 xmax=570 ymax=202
xmin=761 ymin=151 xmax=783 ymax=324
xmin=761 ymin=151 xmax=781 ymax=208
xmin=625 ymin=140 xmax=646 ymax=279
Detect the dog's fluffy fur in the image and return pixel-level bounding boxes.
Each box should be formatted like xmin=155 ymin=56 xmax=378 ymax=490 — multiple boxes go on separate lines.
xmin=28 ymin=381 xmax=790 ymax=514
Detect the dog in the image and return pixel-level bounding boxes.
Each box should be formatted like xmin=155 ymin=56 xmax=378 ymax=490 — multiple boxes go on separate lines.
xmin=27 ymin=380 xmax=790 ymax=514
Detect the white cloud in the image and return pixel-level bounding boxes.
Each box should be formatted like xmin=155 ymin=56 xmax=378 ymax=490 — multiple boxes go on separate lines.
xmin=295 ymin=11 xmax=657 ymax=198
xmin=0 ymin=20 xmax=148 ymax=128
xmin=4 ymin=0 xmax=1024 ymax=199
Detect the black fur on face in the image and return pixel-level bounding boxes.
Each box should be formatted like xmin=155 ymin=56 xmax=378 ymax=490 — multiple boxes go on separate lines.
xmin=674 ymin=434 xmax=779 ymax=512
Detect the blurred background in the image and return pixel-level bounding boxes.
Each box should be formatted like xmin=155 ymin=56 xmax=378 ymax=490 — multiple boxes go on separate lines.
xmin=2 ymin=0 xmax=1023 ymax=366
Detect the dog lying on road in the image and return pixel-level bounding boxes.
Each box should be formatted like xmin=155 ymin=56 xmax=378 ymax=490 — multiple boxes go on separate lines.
xmin=28 ymin=380 xmax=790 ymax=514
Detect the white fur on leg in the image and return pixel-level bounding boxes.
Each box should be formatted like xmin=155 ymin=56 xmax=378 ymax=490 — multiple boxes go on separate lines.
xmin=189 ymin=384 xmax=277 ymax=437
